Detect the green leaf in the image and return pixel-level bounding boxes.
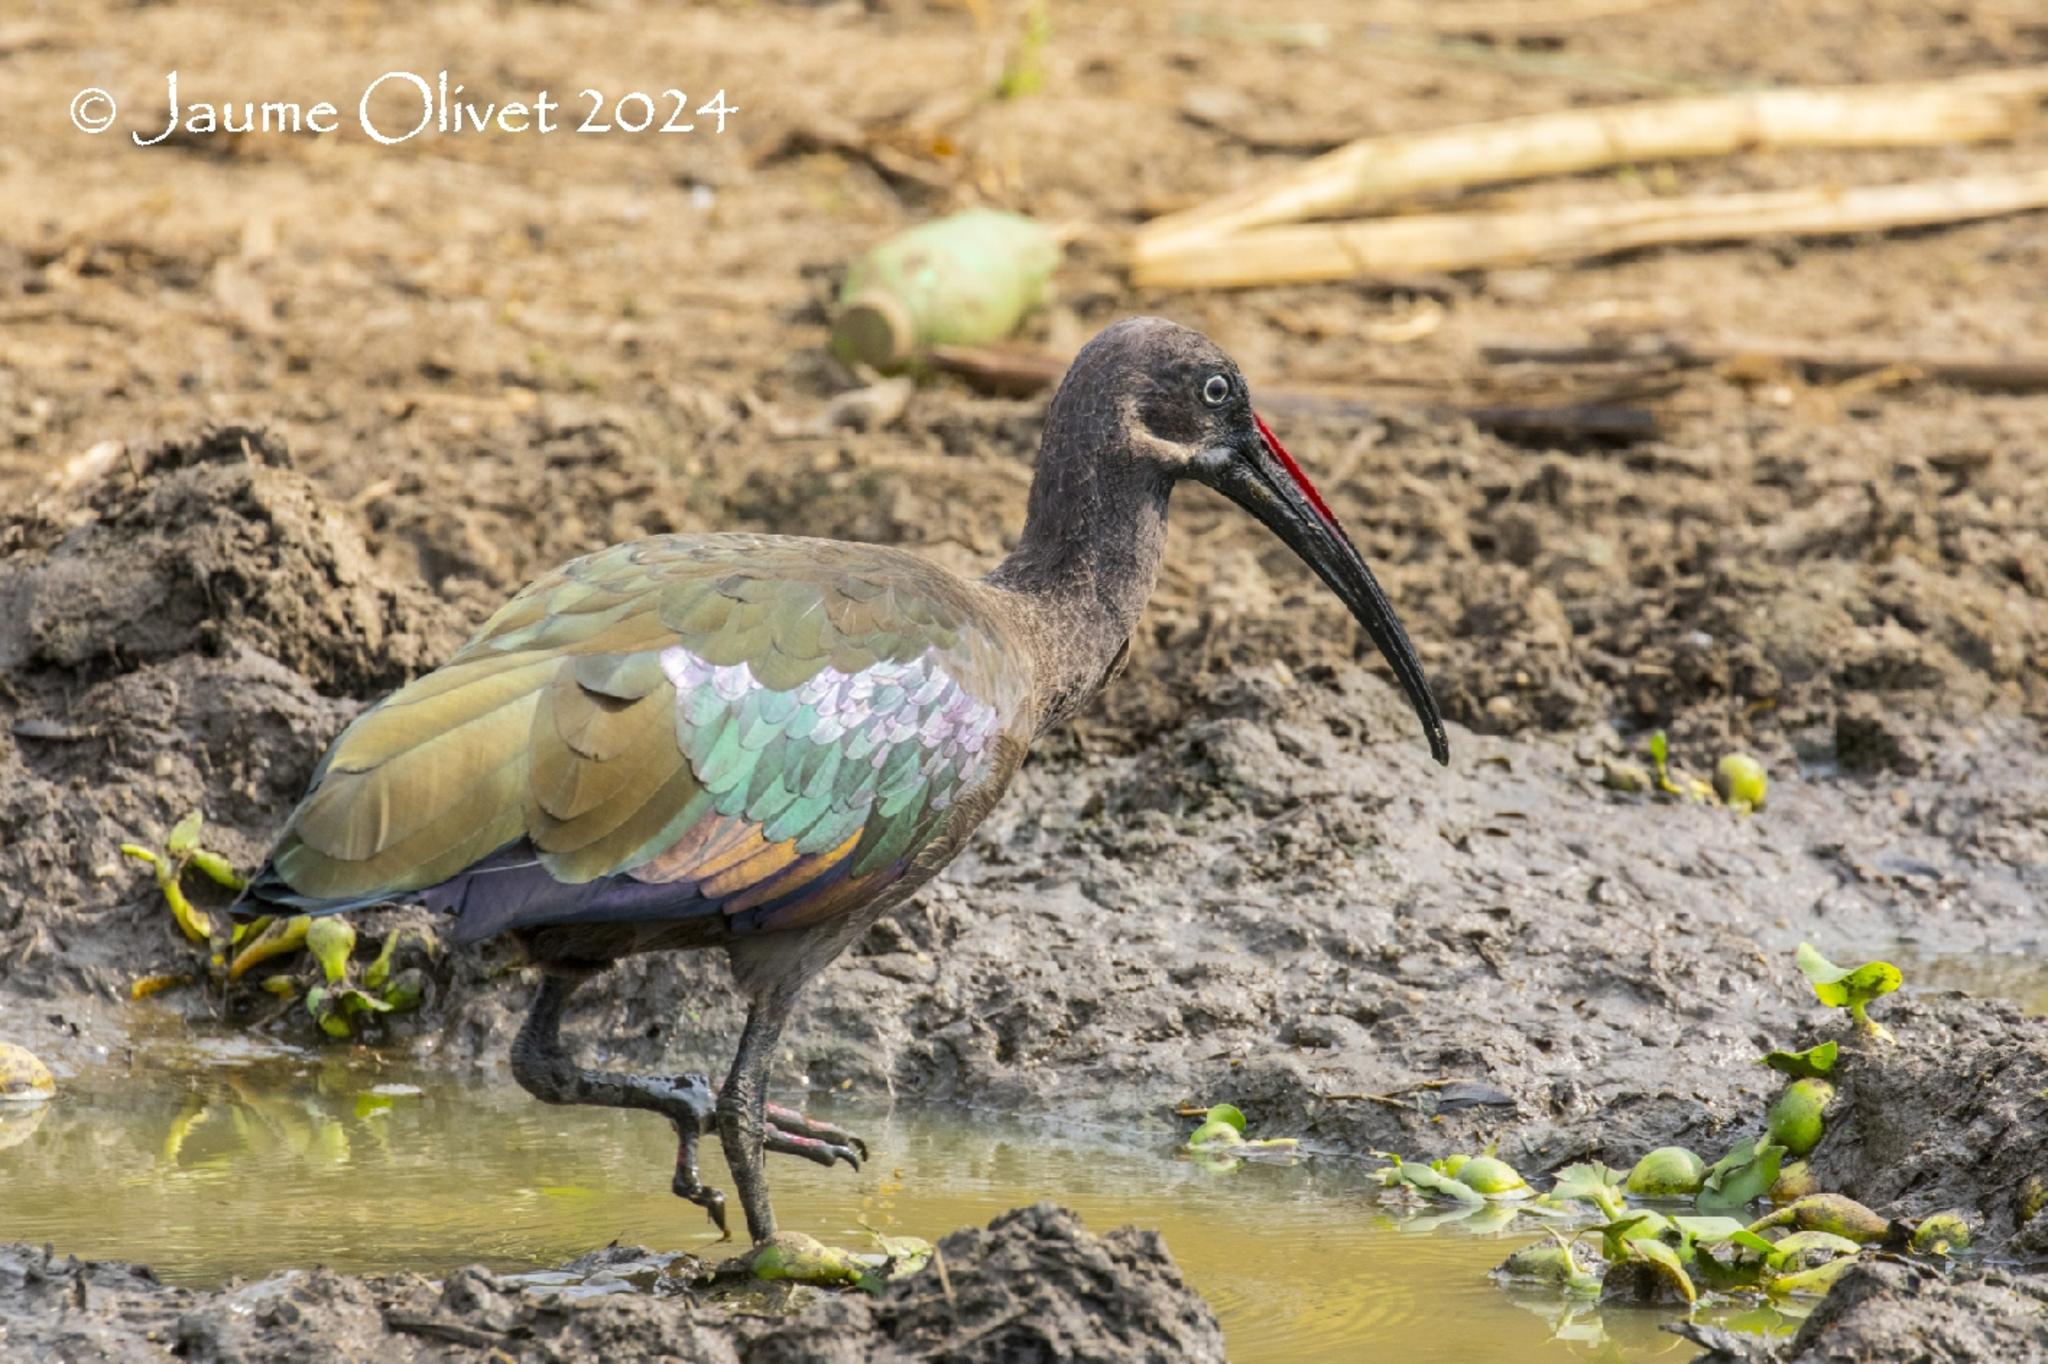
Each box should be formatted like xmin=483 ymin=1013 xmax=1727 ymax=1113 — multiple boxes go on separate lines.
xmin=1696 ymin=1139 xmax=1786 ymax=1215
xmin=1762 ymin=1040 xmax=1839 ymax=1079
xmin=166 ymin=811 xmax=204 ymax=859
xmin=1598 ymin=1211 xmax=1671 ymax=1260
xmin=1549 ymin=1162 xmax=1626 ymax=1202
xmin=1669 ymin=1215 xmax=1746 ymax=1245
xmin=1795 ymin=943 xmax=1902 ymax=1008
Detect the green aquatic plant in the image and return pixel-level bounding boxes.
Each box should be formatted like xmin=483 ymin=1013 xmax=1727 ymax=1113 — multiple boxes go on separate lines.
xmin=120 ymin=811 xmax=245 ymax=948
xmin=1459 ymin=1156 xmax=1533 ymax=1200
xmin=1625 ymin=1147 xmax=1706 ymax=1198
xmin=1647 ymin=730 xmax=1714 ymax=802
xmin=1548 ymin=1162 xmax=1629 ymax=1221
xmin=1770 ymin=1159 xmax=1817 ymax=1203
xmin=1495 ymin=1235 xmax=1603 ymax=1296
xmin=306 ymin=917 xmax=356 ymax=984
xmin=1796 ymin=942 xmax=1902 ymax=1042
xmin=0 ymin=1043 xmax=55 ymax=1105
xmin=1764 ymin=1230 xmax=1861 ymax=1271
xmin=1761 ymin=1040 xmax=1837 ymax=1080
xmin=1765 ymin=1080 xmax=1834 ymax=1158
xmin=1184 ymin=1103 xmax=1298 ymax=1155
xmin=1376 ymin=1153 xmax=1485 ymax=1206
xmin=1766 ymin=1252 xmax=1858 ymax=1298
xmin=1714 ymin=753 xmax=1768 ymax=812
xmin=1910 ymin=1210 xmax=1970 ymax=1256
xmin=994 ymin=0 xmax=1052 ymax=100
xmin=1696 ymin=1139 xmax=1786 ymax=1215
xmin=1747 ymin=1193 xmax=1890 ymax=1244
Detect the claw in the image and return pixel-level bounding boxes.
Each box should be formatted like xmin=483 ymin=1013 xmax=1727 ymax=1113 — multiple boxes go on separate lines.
xmin=764 ymin=1128 xmax=864 ymax=1171
xmin=672 ymin=1115 xmax=730 ymax=1239
xmin=762 ymin=1101 xmax=870 ymax=1164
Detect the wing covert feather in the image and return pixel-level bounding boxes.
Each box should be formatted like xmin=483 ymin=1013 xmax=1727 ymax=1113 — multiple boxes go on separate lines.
xmin=265 ymin=534 xmax=1031 ymax=937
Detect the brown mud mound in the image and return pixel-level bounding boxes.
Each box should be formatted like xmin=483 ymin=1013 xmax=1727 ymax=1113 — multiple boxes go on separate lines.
xmin=1764 ymin=1261 xmax=2048 ymax=1363
xmin=0 ymin=1204 xmax=1223 ymax=1364
xmin=0 ymin=429 xmax=464 ymax=1018
xmin=1807 ymin=998 xmax=2048 ymax=1249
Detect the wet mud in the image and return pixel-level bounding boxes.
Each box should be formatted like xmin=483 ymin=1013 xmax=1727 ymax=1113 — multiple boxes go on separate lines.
xmin=0 ymin=1204 xmax=1224 ymax=1363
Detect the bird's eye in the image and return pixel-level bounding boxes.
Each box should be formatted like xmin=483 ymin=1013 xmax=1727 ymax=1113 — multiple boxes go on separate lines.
xmin=1201 ymin=374 xmax=1231 ymax=406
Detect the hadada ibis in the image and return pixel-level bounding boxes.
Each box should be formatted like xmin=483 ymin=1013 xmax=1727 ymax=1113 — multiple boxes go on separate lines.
xmin=243 ymin=316 xmax=1448 ymax=1243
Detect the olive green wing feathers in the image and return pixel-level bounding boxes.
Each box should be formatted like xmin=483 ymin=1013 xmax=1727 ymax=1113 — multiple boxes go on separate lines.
xmin=258 ymin=536 xmax=1029 ymax=939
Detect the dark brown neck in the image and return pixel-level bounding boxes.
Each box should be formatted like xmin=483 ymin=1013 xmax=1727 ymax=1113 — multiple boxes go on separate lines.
xmin=986 ymin=420 xmax=1171 ymax=734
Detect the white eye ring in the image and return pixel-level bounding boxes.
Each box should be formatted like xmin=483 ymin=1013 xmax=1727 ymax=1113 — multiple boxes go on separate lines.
xmin=1201 ymin=374 xmax=1231 ymax=406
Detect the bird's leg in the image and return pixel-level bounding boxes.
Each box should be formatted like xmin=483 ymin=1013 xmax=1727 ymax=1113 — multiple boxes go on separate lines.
xmin=717 ymin=998 xmax=797 ymax=1244
xmin=510 ymin=969 xmax=728 ymax=1237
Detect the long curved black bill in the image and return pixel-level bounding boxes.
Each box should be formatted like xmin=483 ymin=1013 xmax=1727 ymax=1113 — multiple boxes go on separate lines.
xmin=1200 ymin=413 xmax=1450 ymax=766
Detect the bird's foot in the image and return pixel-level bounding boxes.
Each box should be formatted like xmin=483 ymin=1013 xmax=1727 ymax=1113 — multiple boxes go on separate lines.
xmin=762 ymin=1100 xmax=867 ymax=1172
xmin=662 ymin=1071 xmax=729 ymax=1238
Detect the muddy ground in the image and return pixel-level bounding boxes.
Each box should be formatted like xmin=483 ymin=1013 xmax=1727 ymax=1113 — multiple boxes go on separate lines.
xmin=3 ymin=0 xmax=2047 ymax=1359
xmin=0 ymin=1204 xmax=1227 ymax=1362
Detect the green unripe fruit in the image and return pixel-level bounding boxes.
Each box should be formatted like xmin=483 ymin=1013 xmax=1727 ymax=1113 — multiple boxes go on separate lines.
xmin=1626 ymin=1146 xmax=1707 ymax=1197
xmin=1767 ymin=1079 xmax=1833 ymax=1157
xmin=1715 ymin=753 xmax=1768 ymax=809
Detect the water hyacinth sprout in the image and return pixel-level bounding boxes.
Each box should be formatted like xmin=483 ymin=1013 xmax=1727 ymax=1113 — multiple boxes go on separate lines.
xmin=1761 ymin=1040 xmax=1838 ymax=1080
xmin=305 ymin=918 xmax=357 ymax=985
xmin=1796 ymin=943 xmax=1903 ymax=1042
xmin=1184 ymin=1103 xmax=1297 ymax=1155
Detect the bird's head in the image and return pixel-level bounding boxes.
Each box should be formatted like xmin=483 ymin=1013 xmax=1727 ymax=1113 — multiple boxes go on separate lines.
xmin=1058 ymin=315 xmax=1449 ymax=766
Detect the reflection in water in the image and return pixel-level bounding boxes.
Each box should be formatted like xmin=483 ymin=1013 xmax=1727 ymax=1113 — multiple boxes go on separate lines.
xmin=0 ymin=1049 xmax=1790 ymax=1363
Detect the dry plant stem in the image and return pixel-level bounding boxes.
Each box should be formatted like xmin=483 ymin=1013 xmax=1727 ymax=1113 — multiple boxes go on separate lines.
xmin=1137 ymin=67 xmax=2048 ymax=253
xmin=1133 ymin=169 xmax=2048 ymax=289
xmin=1483 ymin=334 xmax=2048 ymax=395
xmin=928 ymin=345 xmax=1660 ymax=441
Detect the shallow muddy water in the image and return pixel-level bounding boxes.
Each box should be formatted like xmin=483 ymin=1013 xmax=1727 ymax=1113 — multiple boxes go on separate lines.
xmin=0 ymin=1046 xmax=1799 ymax=1362
xmin=1895 ymin=952 xmax=2048 ymax=1017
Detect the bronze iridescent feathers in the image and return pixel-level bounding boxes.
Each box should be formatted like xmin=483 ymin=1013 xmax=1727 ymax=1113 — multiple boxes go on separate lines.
xmin=263 ymin=535 xmax=1030 ymax=939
